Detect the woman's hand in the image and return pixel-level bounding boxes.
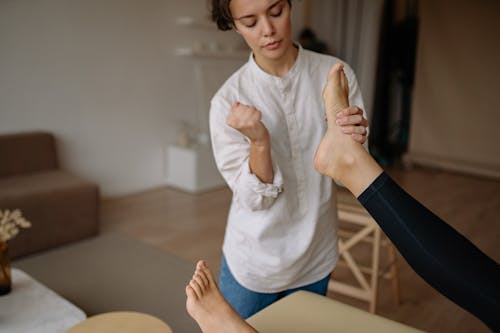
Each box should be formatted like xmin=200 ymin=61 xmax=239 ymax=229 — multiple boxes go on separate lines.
xmin=334 ymin=106 xmax=369 ymax=144
xmin=226 ymin=102 xmax=270 ymax=146
xmin=227 ymin=102 xmax=273 ymax=183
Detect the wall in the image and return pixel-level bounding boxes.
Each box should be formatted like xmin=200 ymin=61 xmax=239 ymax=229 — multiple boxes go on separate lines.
xmin=0 ymin=0 xmax=381 ymax=197
xmin=407 ymin=0 xmax=500 ymax=178
xmin=305 ymin=0 xmax=384 ymax=119
xmin=0 ymin=0 xmax=244 ymax=197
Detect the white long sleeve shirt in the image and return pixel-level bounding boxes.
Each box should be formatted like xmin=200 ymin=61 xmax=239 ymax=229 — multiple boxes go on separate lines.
xmin=210 ymin=45 xmax=366 ymax=293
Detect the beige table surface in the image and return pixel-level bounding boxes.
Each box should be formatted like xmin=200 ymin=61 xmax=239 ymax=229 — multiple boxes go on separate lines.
xmin=67 ymin=311 xmax=173 ymax=333
xmin=247 ymin=291 xmax=426 ymax=333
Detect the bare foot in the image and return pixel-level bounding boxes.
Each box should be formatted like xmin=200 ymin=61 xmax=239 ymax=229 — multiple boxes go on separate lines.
xmin=185 ymin=260 xmax=258 ymax=333
xmin=314 ymin=63 xmax=357 ymax=180
xmin=314 ymin=63 xmax=383 ymax=196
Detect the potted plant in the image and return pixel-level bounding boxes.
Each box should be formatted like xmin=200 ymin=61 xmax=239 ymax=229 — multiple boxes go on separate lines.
xmin=0 ymin=209 xmax=31 ymax=295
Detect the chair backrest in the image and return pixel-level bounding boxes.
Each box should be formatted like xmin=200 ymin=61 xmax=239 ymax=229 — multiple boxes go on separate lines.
xmin=0 ymin=131 xmax=58 ymax=178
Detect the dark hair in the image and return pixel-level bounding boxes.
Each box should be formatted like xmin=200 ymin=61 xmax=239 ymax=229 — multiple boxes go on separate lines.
xmin=211 ymin=0 xmax=291 ymax=31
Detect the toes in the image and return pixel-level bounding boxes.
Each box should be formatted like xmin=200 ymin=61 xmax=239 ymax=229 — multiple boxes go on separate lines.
xmin=196 ymin=270 xmax=210 ymax=288
xmin=327 ymin=62 xmax=343 ymax=83
xmin=194 ymin=260 xmax=216 ymax=287
xmin=201 ymin=266 xmax=217 ymax=287
xmin=190 ymin=278 xmax=204 ymax=298
xmin=193 ymin=272 xmax=207 ymax=290
xmin=324 ymin=62 xmax=349 ymax=114
xmin=186 ymin=285 xmax=198 ymax=301
xmin=196 ymin=260 xmax=207 ymax=270
xmin=340 ymin=71 xmax=349 ymax=101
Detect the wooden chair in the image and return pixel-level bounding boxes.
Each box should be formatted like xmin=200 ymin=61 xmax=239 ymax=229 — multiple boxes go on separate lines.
xmin=328 ymin=188 xmax=401 ymax=313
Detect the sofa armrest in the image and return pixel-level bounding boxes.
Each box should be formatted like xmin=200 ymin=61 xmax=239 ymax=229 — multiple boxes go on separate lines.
xmin=0 ymin=131 xmax=58 ymax=178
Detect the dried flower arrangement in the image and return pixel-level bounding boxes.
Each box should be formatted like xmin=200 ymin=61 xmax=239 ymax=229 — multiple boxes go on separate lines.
xmin=0 ymin=209 xmax=31 ymax=242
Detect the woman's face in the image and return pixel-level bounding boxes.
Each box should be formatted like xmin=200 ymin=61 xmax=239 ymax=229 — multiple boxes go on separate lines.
xmin=230 ymin=0 xmax=293 ymax=64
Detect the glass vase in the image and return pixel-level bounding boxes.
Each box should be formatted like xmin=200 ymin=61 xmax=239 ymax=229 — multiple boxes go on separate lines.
xmin=0 ymin=241 xmax=11 ymax=296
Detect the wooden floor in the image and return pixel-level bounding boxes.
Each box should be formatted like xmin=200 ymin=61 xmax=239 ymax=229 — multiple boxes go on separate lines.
xmin=100 ymin=165 xmax=500 ymax=333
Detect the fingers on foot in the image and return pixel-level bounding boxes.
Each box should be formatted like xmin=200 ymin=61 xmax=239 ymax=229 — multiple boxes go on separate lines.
xmin=351 ymin=133 xmax=366 ymax=143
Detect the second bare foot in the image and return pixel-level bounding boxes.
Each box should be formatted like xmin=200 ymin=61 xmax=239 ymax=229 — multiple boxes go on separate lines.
xmin=185 ymin=260 xmax=258 ymax=333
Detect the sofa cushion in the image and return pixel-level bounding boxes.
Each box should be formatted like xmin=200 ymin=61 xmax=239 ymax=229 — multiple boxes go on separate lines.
xmin=0 ymin=170 xmax=91 ymax=199
xmin=0 ymin=170 xmax=99 ymax=258
xmin=0 ymin=132 xmax=58 ymax=178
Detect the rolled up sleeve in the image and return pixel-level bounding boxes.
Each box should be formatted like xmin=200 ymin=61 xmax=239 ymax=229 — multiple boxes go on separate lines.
xmin=210 ymin=97 xmax=284 ymax=211
xmin=234 ymin=159 xmax=283 ymax=211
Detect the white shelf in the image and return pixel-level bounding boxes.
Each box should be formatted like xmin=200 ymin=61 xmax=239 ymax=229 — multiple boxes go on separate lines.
xmin=175 ymin=16 xmax=215 ymax=29
xmin=175 ymin=47 xmax=249 ymax=59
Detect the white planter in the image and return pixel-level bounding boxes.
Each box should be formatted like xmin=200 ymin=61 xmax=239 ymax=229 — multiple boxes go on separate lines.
xmin=165 ymin=144 xmax=226 ymax=193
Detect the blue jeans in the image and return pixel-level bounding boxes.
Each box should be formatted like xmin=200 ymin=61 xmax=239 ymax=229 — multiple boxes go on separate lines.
xmin=219 ymin=255 xmax=331 ymax=319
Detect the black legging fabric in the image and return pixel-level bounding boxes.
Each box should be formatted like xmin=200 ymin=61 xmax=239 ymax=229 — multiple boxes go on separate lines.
xmin=358 ymin=172 xmax=500 ymax=331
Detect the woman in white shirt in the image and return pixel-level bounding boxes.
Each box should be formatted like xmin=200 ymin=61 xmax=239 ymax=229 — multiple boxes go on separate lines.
xmin=209 ymin=0 xmax=369 ymax=318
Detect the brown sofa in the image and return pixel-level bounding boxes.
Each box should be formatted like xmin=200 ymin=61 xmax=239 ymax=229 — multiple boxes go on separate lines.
xmin=0 ymin=131 xmax=99 ymax=259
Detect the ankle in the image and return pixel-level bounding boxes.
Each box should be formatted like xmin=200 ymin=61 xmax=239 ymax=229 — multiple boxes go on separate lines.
xmin=334 ymin=148 xmax=356 ymax=180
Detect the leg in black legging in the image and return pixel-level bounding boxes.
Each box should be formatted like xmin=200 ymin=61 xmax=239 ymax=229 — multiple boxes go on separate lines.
xmin=358 ymin=172 xmax=500 ymax=331
xmin=316 ymin=63 xmax=500 ymax=330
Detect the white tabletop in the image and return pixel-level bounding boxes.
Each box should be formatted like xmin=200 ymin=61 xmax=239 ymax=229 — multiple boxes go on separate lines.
xmin=0 ymin=268 xmax=86 ymax=333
